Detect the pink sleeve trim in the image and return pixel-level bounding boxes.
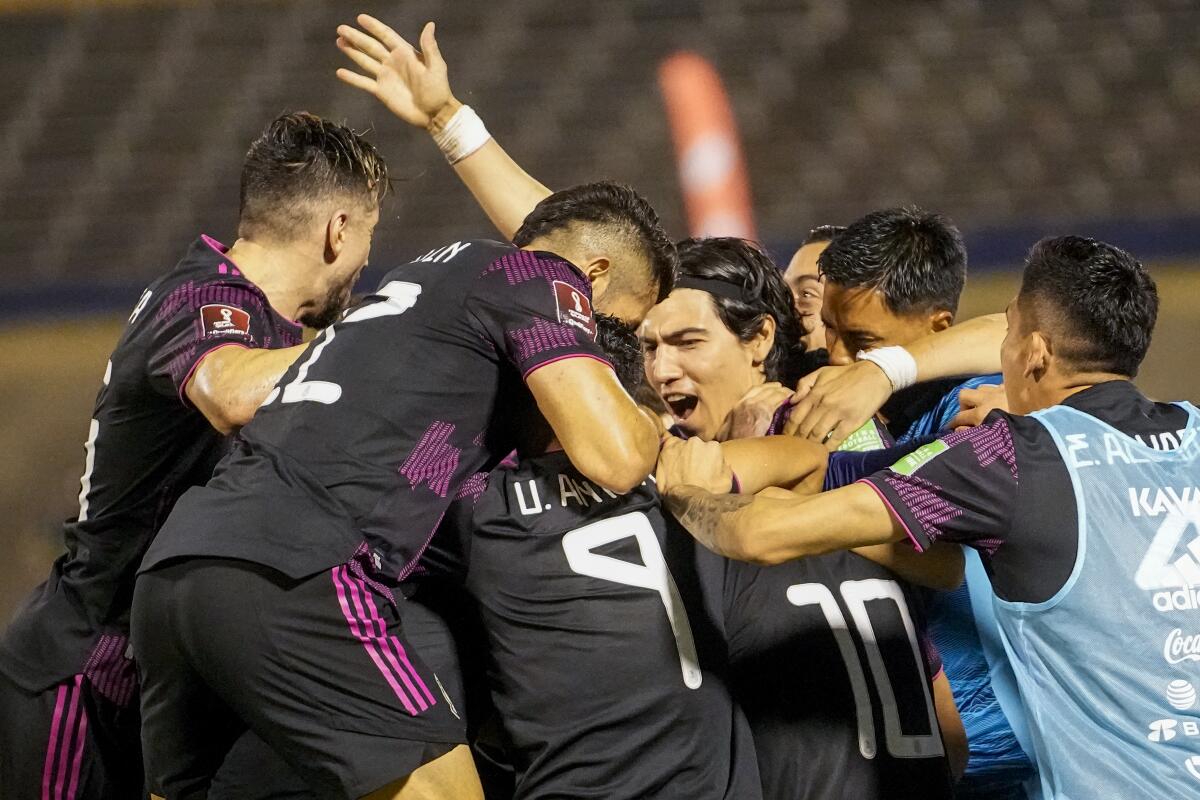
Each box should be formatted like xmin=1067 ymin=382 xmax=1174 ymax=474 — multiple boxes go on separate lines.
xmin=855 ymin=478 xmax=926 ymax=552
xmin=521 ymin=353 xmax=614 ymax=382
xmin=177 ymin=342 xmax=251 ymax=409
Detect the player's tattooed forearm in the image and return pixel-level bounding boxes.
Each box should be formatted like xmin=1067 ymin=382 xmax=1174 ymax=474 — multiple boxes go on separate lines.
xmin=664 ymin=487 xmax=754 ymax=553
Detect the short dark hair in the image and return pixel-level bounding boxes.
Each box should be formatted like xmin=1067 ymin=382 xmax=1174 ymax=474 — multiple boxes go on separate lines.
xmin=1019 ymin=236 xmax=1158 ymax=377
xmin=803 ymin=224 xmax=846 ymax=246
xmin=677 ymin=237 xmax=804 ymax=384
xmin=818 ymin=206 xmax=966 ymax=315
xmin=239 ymin=112 xmax=387 ymax=241
xmin=595 ymin=313 xmax=645 ymax=394
xmin=512 ymin=182 xmax=676 ymax=301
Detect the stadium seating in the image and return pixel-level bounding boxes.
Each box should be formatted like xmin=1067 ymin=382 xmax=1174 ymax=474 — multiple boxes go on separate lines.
xmin=1 ymin=0 xmax=1199 ymax=291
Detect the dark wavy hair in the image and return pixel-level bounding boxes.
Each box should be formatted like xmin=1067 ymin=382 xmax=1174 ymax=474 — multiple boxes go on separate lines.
xmin=1020 ymin=236 xmax=1158 ymax=377
xmin=818 ymin=206 xmax=966 ymax=315
xmin=513 ymin=182 xmax=676 ymax=301
xmin=239 ymin=112 xmax=387 ymax=240
xmin=595 ymin=313 xmax=646 ymax=393
xmin=677 ymin=237 xmax=805 ymax=384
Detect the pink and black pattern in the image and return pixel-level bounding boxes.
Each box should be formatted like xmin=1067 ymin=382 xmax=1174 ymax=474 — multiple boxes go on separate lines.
xmin=507 ymin=318 xmax=580 ymax=365
xmin=483 ymin=250 xmax=590 ymax=295
xmin=399 ymin=421 xmax=460 ymax=498
xmin=942 ymin=416 xmax=1018 ymax=480
xmin=455 ymin=471 xmax=490 ymax=504
xmin=40 ymin=675 xmax=89 ymax=800
xmin=331 ymin=564 xmax=435 ymax=716
xmin=81 ymin=634 xmax=137 ymax=708
xmin=882 ymin=472 xmax=964 ymax=540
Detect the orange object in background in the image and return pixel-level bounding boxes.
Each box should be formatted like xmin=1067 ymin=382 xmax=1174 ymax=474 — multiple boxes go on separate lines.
xmin=658 ymin=51 xmax=757 ymax=240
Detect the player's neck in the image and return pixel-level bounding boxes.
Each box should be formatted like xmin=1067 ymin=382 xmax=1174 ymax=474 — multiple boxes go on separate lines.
xmin=224 ymin=238 xmax=318 ymax=323
xmin=1025 ymin=370 xmax=1131 ymax=413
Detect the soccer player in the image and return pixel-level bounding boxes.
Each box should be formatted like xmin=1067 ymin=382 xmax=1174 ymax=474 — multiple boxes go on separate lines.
xmin=131 ymin=182 xmax=675 ymax=800
xmin=0 ymin=112 xmax=386 ymax=800
xmin=335 ymin=22 xmax=968 ymax=795
xmin=776 ymin=207 xmax=1037 ymax=799
xmin=421 ymin=315 xmax=768 ymax=799
xmin=640 ymin=238 xmax=963 ymax=799
xmin=662 ymin=235 xmax=1199 ymax=799
xmin=782 ymin=224 xmax=843 ymax=373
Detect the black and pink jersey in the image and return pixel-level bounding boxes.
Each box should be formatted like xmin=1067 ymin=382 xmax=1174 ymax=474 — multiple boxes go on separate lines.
xmin=0 ymin=235 xmax=302 ymax=693
xmin=142 ymin=240 xmax=612 ymax=583
xmin=428 ymin=451 xmax=763 ymax=799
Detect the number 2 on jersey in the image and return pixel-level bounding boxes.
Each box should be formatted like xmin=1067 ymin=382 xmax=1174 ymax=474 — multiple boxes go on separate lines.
xmin=788 ymin=579 xmax=943 ymax=760
xmin=562 ymin=512 xmax=703 ymax=689
xmin=262 ymin=281 xmax=421 ymax=407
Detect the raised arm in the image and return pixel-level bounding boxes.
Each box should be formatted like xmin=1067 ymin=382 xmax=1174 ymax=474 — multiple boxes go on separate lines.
xmin=785 ymin=312 xmax=1007 ymax=447
xmin=185 ymin=344 xmax=306 ymax=434
xmin=527 ymin=358 xmax=660 ymax=494
xmin=336 ymin=16 xmax=551 ymax=239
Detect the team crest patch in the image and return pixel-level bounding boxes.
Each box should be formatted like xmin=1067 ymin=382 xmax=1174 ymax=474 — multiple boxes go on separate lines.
xmin=200 ymin=304 xmax=251 ymax=338
xmin=552 ymin=280 xmax=596 ymax=340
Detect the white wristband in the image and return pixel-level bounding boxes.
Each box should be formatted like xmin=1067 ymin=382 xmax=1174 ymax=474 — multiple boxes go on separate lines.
xmin=431 ymin=105 xmax=491 ymax=165
xmin=856 ymin=346 xmax=917 ymax=392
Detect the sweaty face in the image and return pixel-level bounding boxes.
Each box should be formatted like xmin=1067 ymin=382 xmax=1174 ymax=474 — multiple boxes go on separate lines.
xmin=783 ymin=241 xmax=829 ymax=350
xmin=639 ymin=289 xmax=765 ymax=440
xmin=820 ymin=281 xmax=942 ymax=365
xmin=303 ymin=204 xmax=380 ymax=329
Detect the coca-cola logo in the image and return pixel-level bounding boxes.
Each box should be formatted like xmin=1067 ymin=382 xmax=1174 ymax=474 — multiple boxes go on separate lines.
xmin=1164 ymin=628 xmax=1200 ymax=665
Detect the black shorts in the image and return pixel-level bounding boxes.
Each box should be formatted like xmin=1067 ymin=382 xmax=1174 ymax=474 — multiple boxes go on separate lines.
xmin=0 ymin=668 xmax=144 ymax=800
xmin=132 ymin=556 xmax=466 ymax=800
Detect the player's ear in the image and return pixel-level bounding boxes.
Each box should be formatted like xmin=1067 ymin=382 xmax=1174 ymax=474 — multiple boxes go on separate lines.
xmin=580 ymin=256 xmax=610 ymax=284
xmin=324 ymin=209 xmax=351 ymax=263
xmin=927 ymin=309 xmax=953 ymax=334
xmin=748 ymin=314 xmax=776 ymax=367
xmin=1025 ymin=330 xmax=1051 ymax=381
xmin=580 ymin=257 xmax=611 ymax=301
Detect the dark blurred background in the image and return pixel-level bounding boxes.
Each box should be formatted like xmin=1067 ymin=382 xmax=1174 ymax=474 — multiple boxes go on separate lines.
xmin=4 ymin=0 xmax=1200 ymax=621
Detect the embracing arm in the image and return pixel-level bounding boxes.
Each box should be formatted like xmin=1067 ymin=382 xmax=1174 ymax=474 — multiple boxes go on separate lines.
xmin=717 ymin=436 xmax=828 ymax=494
xmin=851 ymin=541 xmax=964 ymax=591
xmin=664 ymin=483 xmax=905 ymax=566
xmin=786 ymin=313 xmax=1007 ymax=446
xmin=527 ymin=358 xmax=660 ymax=493
xmin=337 ymin=16 xmax=551 ymax=240
xmin=184 ymin=344 xmax=306 ymax=434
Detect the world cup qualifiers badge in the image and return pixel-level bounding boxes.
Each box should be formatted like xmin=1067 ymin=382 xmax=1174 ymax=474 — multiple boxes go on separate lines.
xmin=553 ymin=281 xmax=597 ymax=340
xmin=200 ymin=304 xmax=251 ymax=338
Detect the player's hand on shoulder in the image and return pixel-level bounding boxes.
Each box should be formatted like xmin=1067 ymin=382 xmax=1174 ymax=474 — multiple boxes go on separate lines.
xmin=785 ymin=361 xmax=892 ymax=451
xmin=336 ymin=16 xmax=458 ymax=130
xmin=657 ymin=436 xmax=734 ymax=496
xmin=717 ymin=382 xmax=795 ymax=441
xmin=949 ymin=383 xmax=1007 ymax=429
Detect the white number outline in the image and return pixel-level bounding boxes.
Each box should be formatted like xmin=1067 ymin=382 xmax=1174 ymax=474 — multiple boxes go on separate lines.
xmin=562 ymin=512 xmax=703 ymax=689
xmin=787 ymin=578 xmax=943 ymax=760
xmin=262 ymin=281 xmax=421 ymax=408
xmin=77 ymin=360 xmax=112 ymax=521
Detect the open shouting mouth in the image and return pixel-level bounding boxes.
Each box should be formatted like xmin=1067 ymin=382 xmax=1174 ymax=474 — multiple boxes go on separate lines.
xmin=664 ymin=393 xmax=699 ymax=423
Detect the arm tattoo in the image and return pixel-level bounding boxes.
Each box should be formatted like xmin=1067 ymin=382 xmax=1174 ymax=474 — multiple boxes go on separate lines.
xmin=664 ymin=487 xmax=755 ymax=555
